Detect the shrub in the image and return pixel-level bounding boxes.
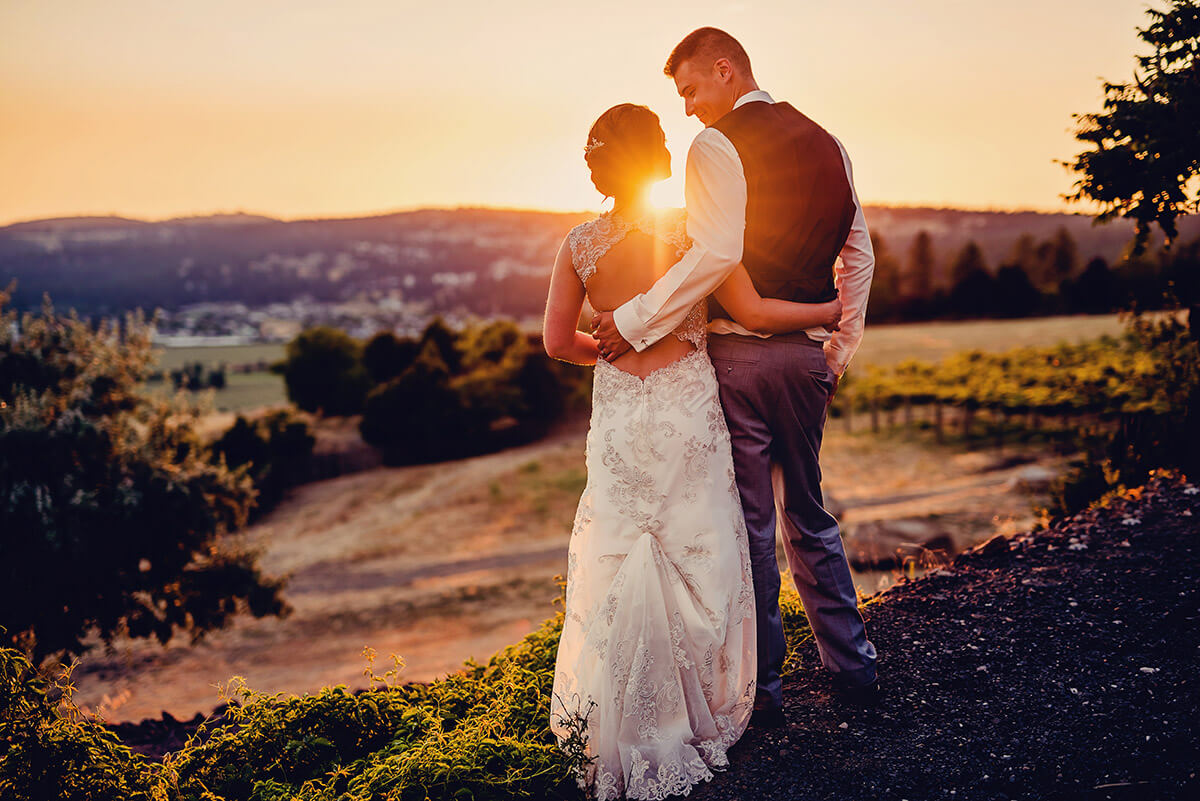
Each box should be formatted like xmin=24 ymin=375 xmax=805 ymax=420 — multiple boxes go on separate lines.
xmin=210 ymin=409 xmax=316 ymax=521
xmin=281 ymin=326 xmax=370 ymax=416
xmin=360 ymin=339 xmax=481 ymax=463
xmin=1050 ymin=313 xmax=1199 ymax=514
xmin=0 ymin=641 xmax=163 ymax=801
xmin=0 ymin=289 xmax=288 ymax=665
xmin=362 ymin=331 xmax=420 ymax=385
xmin=359 ymin=320 xmax=581 ymax=465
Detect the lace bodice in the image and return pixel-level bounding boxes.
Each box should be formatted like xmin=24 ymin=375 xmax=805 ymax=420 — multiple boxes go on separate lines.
xmin=567 ymin=209 xmax=707 ymax=349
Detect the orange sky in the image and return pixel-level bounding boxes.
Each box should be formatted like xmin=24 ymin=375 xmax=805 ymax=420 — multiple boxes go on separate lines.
xmin=0 ymin=1 xmax=1151 ymax=225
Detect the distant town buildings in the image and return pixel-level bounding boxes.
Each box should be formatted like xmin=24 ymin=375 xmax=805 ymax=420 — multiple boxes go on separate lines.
xmin=146 ymin=292 xmax=542 ymax=346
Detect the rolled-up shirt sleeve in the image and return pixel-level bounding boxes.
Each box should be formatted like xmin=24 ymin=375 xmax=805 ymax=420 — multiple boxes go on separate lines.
xmin=825 ymin=136 xmax=874 ymax=377
xmin=612 ymin=127 xmax=746 ymax=351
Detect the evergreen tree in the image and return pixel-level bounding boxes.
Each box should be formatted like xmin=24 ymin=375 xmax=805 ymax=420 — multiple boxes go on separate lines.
xmin=951 ymin=241 xmax=988 ymax=286
xmin=907 ymin=230 xmax=935 ymax=299
xmin=1065 ymin=0 xmax=1200 ymax=254
xmin=993 ymin=264 xmax=1042 ymax=317
xmin=867 ymin=232 xmax=902 ymax=319
xmin=1050 ymin=227 xmax=1079 ymax=285
xmin=1068 ymin=257 xmax=1118 ymax=313
xmin=1008 ymin=233 xmax=1038 ymax=275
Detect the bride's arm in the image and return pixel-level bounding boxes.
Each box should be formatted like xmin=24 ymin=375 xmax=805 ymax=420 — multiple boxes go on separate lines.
xmin=543 ymin=236 xmax=600 ymax=365
xmin=712 ymin=264 xmax=842 ymax=335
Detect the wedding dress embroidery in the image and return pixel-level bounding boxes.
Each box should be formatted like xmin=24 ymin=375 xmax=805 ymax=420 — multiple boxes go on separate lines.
xmin=550 ymin=210 xmax=757 ymax=801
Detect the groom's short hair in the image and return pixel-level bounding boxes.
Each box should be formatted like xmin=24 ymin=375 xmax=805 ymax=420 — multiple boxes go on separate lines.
xmin=664 ymin=27 xmax=753 ymax=78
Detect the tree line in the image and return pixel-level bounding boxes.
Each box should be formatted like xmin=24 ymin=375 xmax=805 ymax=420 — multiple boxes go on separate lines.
xmin=275 ymin=318 xmax=589 ymax=465
xmin=867 ymin=227 xmax=1199 ymax=323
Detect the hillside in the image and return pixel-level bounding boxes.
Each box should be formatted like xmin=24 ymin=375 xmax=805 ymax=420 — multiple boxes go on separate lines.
xmin=61 ymin=474 xmax=1199 ymax=801
xmin=2 ymin=206 xmax=1194 ymax=320
xmin=689 ymin=474 xmax=1200 ymax=801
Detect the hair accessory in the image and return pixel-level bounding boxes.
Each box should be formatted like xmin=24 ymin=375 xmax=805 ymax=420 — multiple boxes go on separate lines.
xmin=585 ymin=137 xmax=605 ymax=155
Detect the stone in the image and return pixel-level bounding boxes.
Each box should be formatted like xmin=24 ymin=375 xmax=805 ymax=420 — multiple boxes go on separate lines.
xmin=1005 ymin=465 xmax=1058 ymax=493
xmin=844 ymin=518 xmax=955 ymax=570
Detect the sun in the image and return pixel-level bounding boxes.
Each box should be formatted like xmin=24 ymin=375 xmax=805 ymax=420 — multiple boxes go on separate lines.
xmin=649 ymin=176 xmax=684 ymax=210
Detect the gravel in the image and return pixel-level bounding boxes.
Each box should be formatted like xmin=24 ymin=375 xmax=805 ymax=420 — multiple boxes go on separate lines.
xmin=687 ymin=474 xmax=1200 ymax=801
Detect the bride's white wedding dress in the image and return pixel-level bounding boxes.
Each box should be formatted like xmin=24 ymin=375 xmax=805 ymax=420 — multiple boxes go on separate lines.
xmin=549 ymin=210 xmax=756 ymax=801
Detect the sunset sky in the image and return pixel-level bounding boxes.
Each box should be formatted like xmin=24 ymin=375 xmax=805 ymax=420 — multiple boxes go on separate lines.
xmin=1 ymin=0 xmax=1151 ymax=225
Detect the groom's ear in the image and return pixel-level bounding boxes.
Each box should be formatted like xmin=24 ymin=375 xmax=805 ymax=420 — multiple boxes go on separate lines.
xmin=713 ymin=57 xmax=734 ymax=83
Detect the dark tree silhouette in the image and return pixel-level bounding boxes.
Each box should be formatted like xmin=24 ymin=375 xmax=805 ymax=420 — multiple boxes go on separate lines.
xmin=1064 ymin=0 xmax=1199 ymax=255
xmin=359 ymin=338 xmax=478 ymax=463
xmin=281 ymin=325 xmax=370 ymax=416
xmin=362 ymin=330 xmax=420 ymax=385
xmin=992 ymin=264 xmax=1042 ymax=318
xmin=951 ymin=241 xmax=988 ymax=286
xmin=419 ymin=316 xmax=463 ymax=373
xmin=866 ymin=232 xmax=903 ymax=320
xmin=907 ymin=230 xmax=935 ymax=299
xmin=211 ymin=409 xmax=315 ymax=522
xmin=1008 ymin=233 xmax=1038 ymax=276
xmin=1066 ymin=257 xmax=1118 ymax=314
xmin=1049 ymin=227 xmax=1079 ymax=285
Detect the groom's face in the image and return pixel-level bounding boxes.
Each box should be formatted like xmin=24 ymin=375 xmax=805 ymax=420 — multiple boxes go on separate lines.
xmin=672 ymin=58 xmax=735 ymax=127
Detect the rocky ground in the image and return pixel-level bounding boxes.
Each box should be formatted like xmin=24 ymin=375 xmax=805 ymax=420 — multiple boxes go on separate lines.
xmin=689 ymin=474 xmax=1200 ymax=801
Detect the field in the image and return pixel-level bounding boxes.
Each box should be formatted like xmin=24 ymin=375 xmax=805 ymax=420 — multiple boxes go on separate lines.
xmin=150 ymin=314 xmax=1131 ymax=413
xmin=851 ymin=313 xmax=1129 ymax=366
xmin=151 ymin=342 xmax=286 ymax=371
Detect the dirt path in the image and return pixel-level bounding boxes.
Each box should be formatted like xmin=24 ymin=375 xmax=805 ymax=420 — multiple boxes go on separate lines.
xmin=688 ymin=475 xmax=1200 ymax=801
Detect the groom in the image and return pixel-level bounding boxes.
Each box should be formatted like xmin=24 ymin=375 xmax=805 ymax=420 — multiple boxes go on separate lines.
xmin=592 ymin=27 xmax=879 ymax=724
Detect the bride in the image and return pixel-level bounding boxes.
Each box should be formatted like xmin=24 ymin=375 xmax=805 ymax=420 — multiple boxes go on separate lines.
xmin=543 ymin=103 xmax=842 ymax=801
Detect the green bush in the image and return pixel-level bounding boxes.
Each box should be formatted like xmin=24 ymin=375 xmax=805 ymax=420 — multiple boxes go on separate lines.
xmin=837 ymin=311 xmax=1197 ymax=516
xmin=211 ymin=409 xmax=316 ymax=522
xmin=359 ymin=320 xmax=583 ymax=465
xmin=0 ymin=289 xmax=288 ymax=665
xmin=281 ymin=326 xmax=371 ymax=416
xmin=1050 ymin=314 xmax=1199 ymax=515
xmin=0 ymin=642 xmax=165 ymax=801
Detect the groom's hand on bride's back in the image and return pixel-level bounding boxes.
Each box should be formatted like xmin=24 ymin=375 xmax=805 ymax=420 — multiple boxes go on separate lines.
xmin=591 ymin=311 xmax=633 ymax=361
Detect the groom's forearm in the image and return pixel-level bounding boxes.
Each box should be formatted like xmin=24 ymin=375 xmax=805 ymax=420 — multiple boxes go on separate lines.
xmin=612 ymin=240 xmax=741 ymax=351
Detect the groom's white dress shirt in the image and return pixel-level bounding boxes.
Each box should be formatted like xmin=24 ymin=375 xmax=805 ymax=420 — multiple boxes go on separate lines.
xmin=611 ymin=90 xmax=875 ymax=377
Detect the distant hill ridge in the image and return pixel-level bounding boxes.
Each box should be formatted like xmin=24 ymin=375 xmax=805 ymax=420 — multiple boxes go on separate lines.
xmin=1 ymin=206 xmax=1195 ymax=318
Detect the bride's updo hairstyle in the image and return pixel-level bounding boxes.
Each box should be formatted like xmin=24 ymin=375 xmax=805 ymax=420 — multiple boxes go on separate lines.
xmin=584 ymin=103 xmax=671 ymax=200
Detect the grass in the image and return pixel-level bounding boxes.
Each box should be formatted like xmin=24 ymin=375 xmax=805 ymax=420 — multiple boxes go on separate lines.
xmin=151 ymin=343 xmax=286 ymax=372
xmin=144 ymin=315 xmax=1132 ymax=415
xmin=853 ymin=313 xmax=1128 ymax=368
xmin=140 ymin=371 xmax=288 ymax=412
